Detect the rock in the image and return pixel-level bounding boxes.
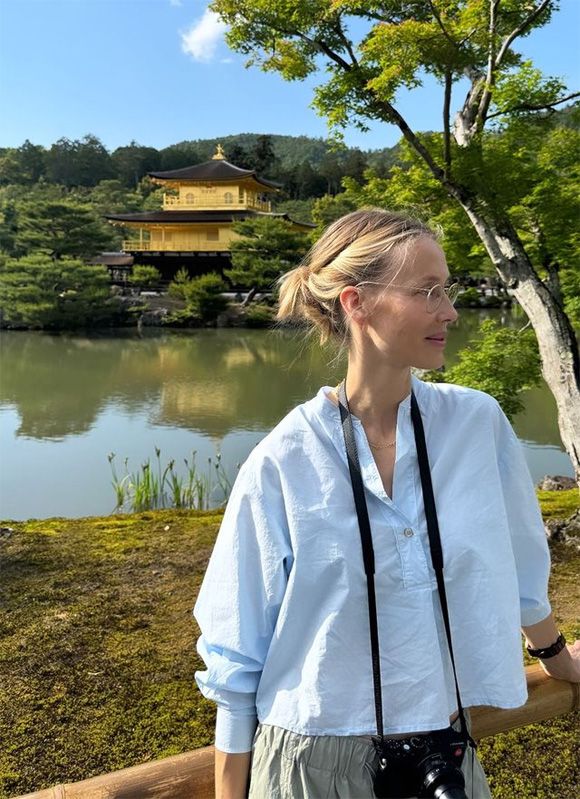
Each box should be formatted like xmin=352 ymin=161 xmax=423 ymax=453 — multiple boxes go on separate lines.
xmin=545 ymin=510 xmax=580 ymax=550
xmin=537 ymin=475 xmax=577 ymax=491
xmin=544 ymin=518 xmax=565 ymax=542
xmin=140 ymin=309 xmax=168 ymax=326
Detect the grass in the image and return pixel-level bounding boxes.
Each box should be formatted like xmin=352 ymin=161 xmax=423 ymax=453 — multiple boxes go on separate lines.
xmin=0 ymin=490 xmax=578 ymax=798
xmin=108 ymin=448 xmax=234 ymax=513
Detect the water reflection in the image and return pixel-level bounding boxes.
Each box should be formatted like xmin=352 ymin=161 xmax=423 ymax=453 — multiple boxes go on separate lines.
xmin=0 ymin=309 xmax=574 ymax=520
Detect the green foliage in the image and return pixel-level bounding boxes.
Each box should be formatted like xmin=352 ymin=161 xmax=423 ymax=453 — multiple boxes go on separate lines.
xmin=181 ymin=273 xmax=228 ymax=322
xmin=243 ymin=302 xmax=275 ymax=327
xmin=167 ymin=267 xmax=193 ymax=300
xmin=311 ymin=193 xmax=357 ymax=238
xmin=272 ymin=197 xmax=316 ymax=224
xmin=108 ymin=449 xmax=233 ymax=512
xmin=0 ymin=140 xmax=46 ymax=185
xmin=110 ymin=141 xmax=161 ymax=188
xmin=46 ymin=135 xmax=115 ymax=187
xmin=13 ymin=199 xmax=116 ymax=259
xmin=456 ymin=287 xmax=480 ymax=306
xmin=423 ymin=319 xmax=541 ymax=419
xmin=226 ymin=216 xmax=309 ymax=292
xmin=0 ymin=254 xmax=121 ymax=330
xmin=129 ymin=264 xmax=162 ymax=289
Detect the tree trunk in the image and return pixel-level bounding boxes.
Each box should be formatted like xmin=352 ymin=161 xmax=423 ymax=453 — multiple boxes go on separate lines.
xmin=460 ymin=204 xmax=580 ymax=486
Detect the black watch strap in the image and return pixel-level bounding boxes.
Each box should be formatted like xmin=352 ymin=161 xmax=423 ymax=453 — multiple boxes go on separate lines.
xmin=526 ymin=631 xmax=566 ymax=659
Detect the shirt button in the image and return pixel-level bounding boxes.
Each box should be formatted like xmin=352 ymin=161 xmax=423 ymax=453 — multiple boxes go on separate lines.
xmin=403 ymin=528 xmax=414 ymax=537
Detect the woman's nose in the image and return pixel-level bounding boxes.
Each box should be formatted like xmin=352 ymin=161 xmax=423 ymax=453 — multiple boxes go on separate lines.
xmin=437 ymin=296 xmax=459 ymax=323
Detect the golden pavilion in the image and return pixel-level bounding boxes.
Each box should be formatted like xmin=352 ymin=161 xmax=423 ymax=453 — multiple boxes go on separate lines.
xmin=103 ymin=144 xmax=313 ymax=281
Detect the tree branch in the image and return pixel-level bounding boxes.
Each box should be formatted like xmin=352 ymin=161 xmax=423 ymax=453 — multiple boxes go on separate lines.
xmin=475 ymin=0 xmax=501 ymax=130
xmin=486 ymin=91 xmax=580 ymax=119
xmin=279 ymin=26 xmax=354 ymax=72
xmin=330 ymin=14 xmax=359 ymax=68
xmin=367 ymin=94 xmax=474 ymax=206
xmin=443 ymin=69 xmax=452 ymax=176
xmin=428 ymin=0 xmax=460 ymax=50
xmin=494 ymin=0 xmax=553 ymax=69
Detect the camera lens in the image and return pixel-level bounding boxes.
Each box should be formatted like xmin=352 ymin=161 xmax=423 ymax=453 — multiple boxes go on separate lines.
xmin=422 ymin=760 xmax=468 ymax=799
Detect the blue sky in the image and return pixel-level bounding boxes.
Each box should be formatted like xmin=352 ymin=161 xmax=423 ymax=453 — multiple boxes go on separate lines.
xmin=1 ymin=0 xmax=579 ymax=153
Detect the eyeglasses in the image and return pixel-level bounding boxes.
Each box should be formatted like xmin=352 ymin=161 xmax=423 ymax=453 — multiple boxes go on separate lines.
xmin=361 ymin=281 xmax=461 ymax=314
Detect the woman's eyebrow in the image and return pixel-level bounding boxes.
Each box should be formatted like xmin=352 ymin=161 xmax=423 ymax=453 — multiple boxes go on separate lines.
xmin=417 ymin=275 xmax=451 ymax=286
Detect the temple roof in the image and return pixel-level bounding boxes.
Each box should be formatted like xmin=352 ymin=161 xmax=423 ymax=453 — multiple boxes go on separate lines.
xmin=105 ymin=210 xmax=314 ymax=227
xmin=148 ymin=159 xmax=281 ymax=190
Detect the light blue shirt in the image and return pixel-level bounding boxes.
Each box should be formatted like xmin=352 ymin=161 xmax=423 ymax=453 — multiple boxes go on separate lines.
xmin=194 ymin=375 xmax=551 ymax=753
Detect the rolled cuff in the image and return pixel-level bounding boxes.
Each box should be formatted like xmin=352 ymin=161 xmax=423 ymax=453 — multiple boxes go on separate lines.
xmin=215 ymin=706 xmax=258 ymax=753
xmin=520 ymin=600 xmax=552 ymax=628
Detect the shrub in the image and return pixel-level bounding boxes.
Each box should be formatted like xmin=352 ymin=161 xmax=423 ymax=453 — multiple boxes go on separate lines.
xmin=182 ymin=273 xmax=228 ymax=323
xmin=167 ymin=267 xmax=192 ymax=300
xmin=456 ymin=287 xmax=480 ymax=306
xmin=129 ymin=264 xmax=161 ymax=289
xmin=244 ymin=303 xmax=274 ymax=327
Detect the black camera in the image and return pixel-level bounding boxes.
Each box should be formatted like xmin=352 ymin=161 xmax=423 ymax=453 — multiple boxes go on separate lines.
xmin=372 ymin=724 xmax=469 ymax=799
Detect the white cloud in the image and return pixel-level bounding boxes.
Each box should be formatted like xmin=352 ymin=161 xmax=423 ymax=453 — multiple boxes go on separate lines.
xmin=169 ymin=0 xmax=182 ymax=7
xmin=181 ymin=8 xmax=227 ymax=62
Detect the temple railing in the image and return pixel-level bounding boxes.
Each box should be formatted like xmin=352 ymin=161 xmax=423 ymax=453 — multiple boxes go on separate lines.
xmin=162 ymin=196 xmax=271 ymax=211
xmin=122 ymin=240 xmax=230 ymax=252
xmin=17 ymin=666 xmax=580 ymax=799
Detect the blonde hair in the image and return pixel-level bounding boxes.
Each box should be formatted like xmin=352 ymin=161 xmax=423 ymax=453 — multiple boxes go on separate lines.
xmin=276 ymin=208 xmax=438 ymax=346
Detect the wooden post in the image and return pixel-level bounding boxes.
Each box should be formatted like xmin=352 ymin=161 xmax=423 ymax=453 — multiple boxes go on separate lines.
xmin=16 ymin=666 xmax=580 ymax=799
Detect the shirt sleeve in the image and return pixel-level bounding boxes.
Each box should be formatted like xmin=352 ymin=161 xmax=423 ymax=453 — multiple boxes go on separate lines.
xmin=493 ymin=401 xmax=552 ymax=627
xmin=194 ymin=452 xmax=293 ymax=753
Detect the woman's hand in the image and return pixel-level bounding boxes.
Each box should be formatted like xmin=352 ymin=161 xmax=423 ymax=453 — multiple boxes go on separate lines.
xmin=539 ymin=640 xmax=580 ymax=683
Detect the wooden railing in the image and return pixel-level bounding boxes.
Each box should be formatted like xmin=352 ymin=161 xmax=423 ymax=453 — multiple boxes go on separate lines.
xmin=17 ymin=666 xmax=580 ymax=799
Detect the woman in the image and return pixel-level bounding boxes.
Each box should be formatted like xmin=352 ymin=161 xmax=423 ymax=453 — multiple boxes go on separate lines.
xmin=194 ymin=209 xmax=580 ymax=799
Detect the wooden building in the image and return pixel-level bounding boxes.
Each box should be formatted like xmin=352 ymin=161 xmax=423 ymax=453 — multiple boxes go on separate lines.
xmin=103 ymin=145 xmax=313 ymax=283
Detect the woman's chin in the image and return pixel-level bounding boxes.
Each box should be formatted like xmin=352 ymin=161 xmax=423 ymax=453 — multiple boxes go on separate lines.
xmin=413 ymin=354 xmax=446 ymax=371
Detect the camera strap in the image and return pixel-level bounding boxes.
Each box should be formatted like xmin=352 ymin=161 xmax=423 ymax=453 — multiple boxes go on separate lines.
xmin=337 ymin=380 xmax=474 ymax=753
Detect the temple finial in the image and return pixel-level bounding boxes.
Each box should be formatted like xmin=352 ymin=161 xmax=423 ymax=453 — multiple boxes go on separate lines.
xmin=212 ymin=144 xmax=225 ymax=160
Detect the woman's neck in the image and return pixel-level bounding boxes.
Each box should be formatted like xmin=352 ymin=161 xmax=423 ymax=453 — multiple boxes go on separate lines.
xmin=342 ymin=365 xmax=412 ymax=434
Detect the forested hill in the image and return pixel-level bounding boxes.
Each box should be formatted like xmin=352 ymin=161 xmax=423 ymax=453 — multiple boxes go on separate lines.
xmin=0 ymin=132 xmax=399 ymax=197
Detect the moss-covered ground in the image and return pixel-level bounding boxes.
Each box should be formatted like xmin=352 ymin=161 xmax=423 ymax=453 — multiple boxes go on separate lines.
xmin=0 ymin=492 xmax=578 ymax=799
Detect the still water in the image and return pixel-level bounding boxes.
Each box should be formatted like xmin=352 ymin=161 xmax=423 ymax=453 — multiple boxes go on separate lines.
xmin=0 ymin=310 xmax=573 ymax=520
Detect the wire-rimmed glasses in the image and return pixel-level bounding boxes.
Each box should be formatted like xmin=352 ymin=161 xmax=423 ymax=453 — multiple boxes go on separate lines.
xmin=415 ymin=282 xmax=461 ymax=314
xmin=361 ymin=281 xmax=461 ymax=314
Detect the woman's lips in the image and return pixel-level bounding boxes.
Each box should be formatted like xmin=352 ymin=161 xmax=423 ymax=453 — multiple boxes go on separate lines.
xmin=425 ymin=336 xmax=446 ymax=347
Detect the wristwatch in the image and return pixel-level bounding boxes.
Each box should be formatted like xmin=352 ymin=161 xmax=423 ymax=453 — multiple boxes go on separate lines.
xmin=526 ymin=631 xmax=567 ymax=659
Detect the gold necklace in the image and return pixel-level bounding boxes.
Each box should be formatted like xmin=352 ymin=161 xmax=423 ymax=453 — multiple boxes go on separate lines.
xmin=333 ymin=381 xmax=397 ymax=450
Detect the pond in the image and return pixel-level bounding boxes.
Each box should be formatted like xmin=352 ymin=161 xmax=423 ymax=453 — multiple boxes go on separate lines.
xmin=0 ymin=309 xmax=574 ymax=520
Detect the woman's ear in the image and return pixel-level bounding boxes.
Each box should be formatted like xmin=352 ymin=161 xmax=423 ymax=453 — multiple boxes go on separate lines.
xmin=339 ymin=285 xmax=368 ymax=329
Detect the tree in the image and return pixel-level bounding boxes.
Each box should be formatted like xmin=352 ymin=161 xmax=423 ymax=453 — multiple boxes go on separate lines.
xmin=213 ymin=0 xmax=580 ymax=483
xmin=252 ymin=134 xmax=278 ymax=175
xmin=0 ymin=254 xmax=120 ymax=329
xmin=423 ymin=320 xmax=542 ymax=420
xmin=311 ymin=193 xmax=357 ymax=238
xmin=45 ymin=135 xmax=114 ymax=187
xmin=224 ymin=143 xmax=253 ymax=169
xmin=14 ymin=200 xmax=116 ymax=259
xmin=226 ymin=217 xmax=310 ymax=301
xmin=111 ymin=142 xmax=161 ymax=188
xmin=0 ymin=140 xmax=46 ymax=185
